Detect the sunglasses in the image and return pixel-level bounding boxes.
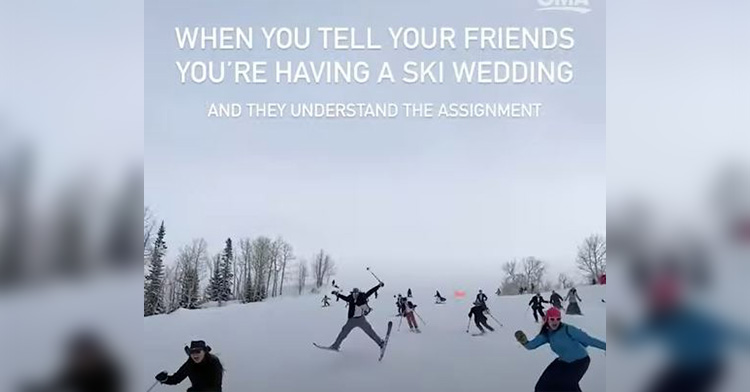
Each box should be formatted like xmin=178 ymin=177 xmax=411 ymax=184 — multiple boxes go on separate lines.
xmin=189 ymin=349 xmax=205 ymax=354
xmin=547 ymin=317 xmax=561 ymax=322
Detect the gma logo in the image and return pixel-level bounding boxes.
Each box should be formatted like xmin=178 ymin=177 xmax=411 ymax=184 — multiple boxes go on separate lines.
xmin=537 ymin=0 xmax=592 ymax=14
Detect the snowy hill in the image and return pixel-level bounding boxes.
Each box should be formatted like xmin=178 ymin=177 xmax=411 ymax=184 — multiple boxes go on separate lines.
xmin=143 ymin=284 xmax=606 ymax=391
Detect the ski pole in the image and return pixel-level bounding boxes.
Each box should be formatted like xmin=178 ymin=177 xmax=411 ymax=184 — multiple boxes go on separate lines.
xmin=487 ymin=312 xmax=503 ymax=327
xmin=146 ymin=380 xmax=159 ymax=392
xmin=414 ymin=310 xmax=428 ymax=326
xmin=397 ymin=314 xmax=403 ymax=331
xmin=366 ymin=267 xmax=383 ymax=284
xmin=466 ymin=317 xmax=471 ymax=333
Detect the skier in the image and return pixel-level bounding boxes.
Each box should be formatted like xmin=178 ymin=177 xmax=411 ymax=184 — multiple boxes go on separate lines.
xmin=322 ymin=295 xmax=331 ymax=307
xmin=475 ymin=290 xmax=488 ymax=307
xmin=401 ymin=297 xmax=421 ymax=332
xmin=549 ymin=290 xmax=564 ymax=310
xmin=434 ymin=290 xmax=446 ymax=303
xmin=529 ymin=293 xmax=548 ymax=323
xmin=155 ymin=340 xmax=224 ymax=392
xmin=396 ymin=294 xmax=404 ymax=316
xmin=515 ymin=307 xmax=606 ymax=392
xmin=598 ymin=273 xmax=606 ymax=285
xmin=565 ymin=287 xmax=583 ymax=315
xmin=469 ymin=303 xmax=494 ymax=334
xmin=407 ymin=288 xmax=413 ymax=298
xmin=322 ymin=283 xmax=386 ymax=351
xmin=495 ymin=288 xmax=502 ymax=296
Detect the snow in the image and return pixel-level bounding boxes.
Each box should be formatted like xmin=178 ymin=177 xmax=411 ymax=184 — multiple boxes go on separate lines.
xmin=144 ymin=284 xmax=606 ymax=391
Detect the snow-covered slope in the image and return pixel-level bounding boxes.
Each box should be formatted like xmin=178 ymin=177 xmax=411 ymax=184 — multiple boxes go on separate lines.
xmin=144 ymin=284 xmax=606 ymax=391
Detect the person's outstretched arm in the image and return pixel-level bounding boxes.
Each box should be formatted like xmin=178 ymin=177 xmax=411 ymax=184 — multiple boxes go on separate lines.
xmin=365 ymin=282 xmax=384 ymax=298
xmin=163 ymin=361 xmax=189 ymax=385
xmin=568 ymin=326 xmax=606 ymax=351
xmin=523 ymin=333 xmax=549 ymax=350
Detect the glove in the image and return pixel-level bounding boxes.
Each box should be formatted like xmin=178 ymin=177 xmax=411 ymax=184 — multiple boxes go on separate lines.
xmin=331 ymin=291 xmax=337 ymax=295
xmin=379 ymin=282 xmax=385 ymax=287
xmin=514 ymin=330 xmax=528 ymax=345
xmin=155 ymin=371 xmax=169 ymax=383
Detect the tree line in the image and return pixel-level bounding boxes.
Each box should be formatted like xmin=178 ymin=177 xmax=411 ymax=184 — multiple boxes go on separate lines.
xmin=499 ymin=234 xmax=606 ymax=295
xmin=144 ymin=210 xmax=336 ymax=317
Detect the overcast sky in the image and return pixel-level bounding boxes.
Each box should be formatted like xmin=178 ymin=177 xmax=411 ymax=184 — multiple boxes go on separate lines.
xmin=145 ymin=0 xmax=605 ymax=284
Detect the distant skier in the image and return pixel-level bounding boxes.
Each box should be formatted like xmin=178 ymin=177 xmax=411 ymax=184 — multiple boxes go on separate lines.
xmin=529 ymin=293 xmax=548 ymax=323
xmin=322 ymin=295 xmax=331 ymax=307
xmin=565 ymin=287 xmax=583 ymax=315
xmin=475 ymin=290 xmax=488 ymax=307
xmin=401 ymin=297 xmax=421 ymax=332
xmin=321 ymin=283 xmax=386 ymax=351
xmin=469 ymin=303 xmax=494 ymax=334
xmin=155 ymin=340 xmax=224 ymax=392
xmin=407 ymin=288 xmax=413 ymax=298
xmin=515 ymin=307 xmax=606 ymax=392
xmin=435 ymin=290 xmax=446 ymax=303
xmin=598 ymin=273 xmax=606 ymax=285
xmin=531 ymin=284 xmax=536 ymax=293
xmin=495 ymin=288 xmax=502 ymax=296
xmin=549 ymin=290 xmax=564 ymax=310
xmin=396 ymin=294 xmax=404 ymax=316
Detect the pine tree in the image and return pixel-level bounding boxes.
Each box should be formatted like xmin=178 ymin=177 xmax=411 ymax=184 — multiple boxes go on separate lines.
xmin=144 ymin=222 xmax=167 ymax=316
xmin=220 ymin=238 xmax=234 ymax=301
xmin=208 ymin=254 xmax=222 ymax=302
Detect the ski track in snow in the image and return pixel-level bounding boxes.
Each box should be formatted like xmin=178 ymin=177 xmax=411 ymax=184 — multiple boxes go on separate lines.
xmin=144 ymin=285 xmax=606 ymax=391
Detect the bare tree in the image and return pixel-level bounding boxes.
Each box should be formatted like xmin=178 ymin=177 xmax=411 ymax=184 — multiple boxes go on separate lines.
xmin=520 ymin=257 xmax=547 ymax=291
xmin=143 ymin=207 xmax=156 ymax=263
xmin=500 ymin=259 xmax=521 ymax=294
xmin=236 ymin=238 xmax=250 ymax=302
xmin=558 ymin=273 xmax=574 ymax=289
xmin=576 ymin=234 xmax=606 ymax=282
xmin=311 ymin=250 xmax=336 ymax=288
xmin=278 ymin=240 xmax=294 ymax=296
xmin=297 ymin=259 xmax=308 ymax=295
xmin=163 ymin=265 xmax=179 ymax=313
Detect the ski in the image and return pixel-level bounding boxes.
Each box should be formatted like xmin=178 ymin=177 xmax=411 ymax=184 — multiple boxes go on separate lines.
xmin=313 ymin=343 xmax=339 ymax=352
xmin=378 ymin=321 xmax=393 ymax=361
xmin=471 ymin=333 xmax=486 ymax=337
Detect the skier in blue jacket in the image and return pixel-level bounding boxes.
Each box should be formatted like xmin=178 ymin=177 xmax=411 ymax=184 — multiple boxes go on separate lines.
xmin=515 ymin=307 xmax=606 ymax=391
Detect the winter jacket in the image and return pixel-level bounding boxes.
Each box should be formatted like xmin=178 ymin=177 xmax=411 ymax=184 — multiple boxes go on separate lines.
xmin=550 ymin=292 xmax=563 ymax=305
xmin=335 ymin=284 xmax=381 ymax=319
xmin=469 ymin=305 xmax=488 ymax=321
xmin=525 ymin=323 xmax=606 ymax=363
xmin=163 ymin=355 xmax=223 ymax=392
xmin=476 ymin=293 xmax=488 ymax=303
xmin=529 ymin=295 xmax=548 ymax=309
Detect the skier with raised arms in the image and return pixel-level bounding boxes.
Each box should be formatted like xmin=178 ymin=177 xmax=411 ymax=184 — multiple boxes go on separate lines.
xmin=317 ymin=282 xmax=386 ymax=352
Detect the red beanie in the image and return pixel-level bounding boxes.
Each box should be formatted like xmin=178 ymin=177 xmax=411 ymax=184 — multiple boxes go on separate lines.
xmin=545 ymin=307 xmax=561 ymax=321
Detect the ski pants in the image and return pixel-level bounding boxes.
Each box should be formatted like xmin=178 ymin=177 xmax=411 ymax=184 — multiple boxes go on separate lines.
xmin=532 ymin=306 xmax=546 ymax=322
xmin=535 ymin=355 xmax=590 ymax=392
xmin=405 ymin=312 xmax=418 ymax=329
xmin=331 ymin=317 xmax=383 ymax=349
xmin=474 ymin=317 xmax=494 ymax=332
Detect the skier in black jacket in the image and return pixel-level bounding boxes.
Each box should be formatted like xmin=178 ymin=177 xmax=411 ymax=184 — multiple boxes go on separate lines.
xmin=529 ymin=293 xmax=548 ymax=323
xmin=549 ymin=290 xmax=564 ymax=309
xmin=469 ymin=304 xmax=494 ymax=333
xmin=475 ymin=290 xmax=488 ymax=309
xmin=323 ymin=282 xmax=386 ymax=351
xmin=155 ymin=340 xmax=223 ymax=392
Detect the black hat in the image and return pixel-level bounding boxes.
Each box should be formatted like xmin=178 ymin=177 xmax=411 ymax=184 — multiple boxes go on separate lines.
xmin=184 ymin=340 xmax=212 ymax=355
